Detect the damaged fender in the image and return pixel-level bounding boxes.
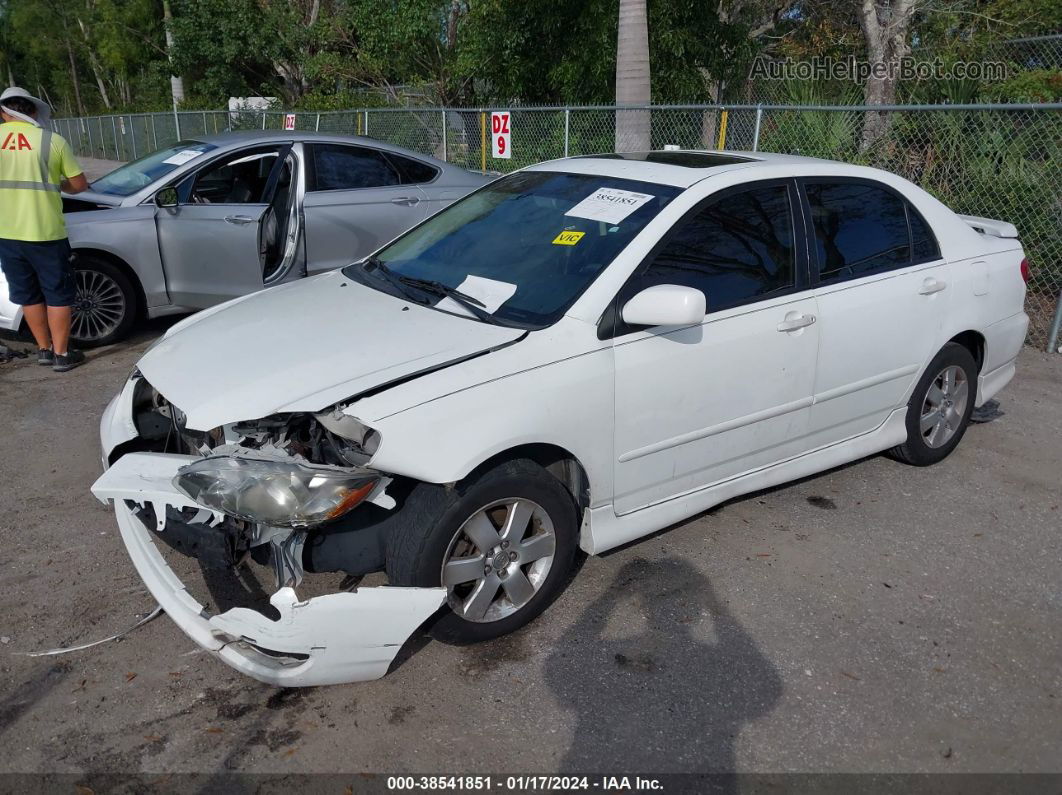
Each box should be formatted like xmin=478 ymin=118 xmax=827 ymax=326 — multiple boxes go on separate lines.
xmin=92 ymin=453 xmax=446 ymax=686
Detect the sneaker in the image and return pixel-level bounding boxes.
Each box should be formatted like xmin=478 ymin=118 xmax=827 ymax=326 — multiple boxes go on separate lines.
xmin=38 ymin=348 xmax=54 ymax=366
xmin=53 ymin=350 xmax=86 ymax=372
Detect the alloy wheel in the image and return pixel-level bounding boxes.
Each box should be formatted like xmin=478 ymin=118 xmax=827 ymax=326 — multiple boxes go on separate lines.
xmin=920 ymin=364 xmax=969 ymax=448
xmin=71 ymin=269 xmax=126 ymax=343
xmin=440 ymin=498 xmax=557 ymax=623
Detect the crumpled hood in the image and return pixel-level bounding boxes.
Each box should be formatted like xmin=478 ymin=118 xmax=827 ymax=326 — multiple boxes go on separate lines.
xmin=137 ymin=270 xmax=524 ymax=430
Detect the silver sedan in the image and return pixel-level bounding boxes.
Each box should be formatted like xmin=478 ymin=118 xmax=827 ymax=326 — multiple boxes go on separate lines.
xmin=0 ymin=131 xmax=488 ymax=345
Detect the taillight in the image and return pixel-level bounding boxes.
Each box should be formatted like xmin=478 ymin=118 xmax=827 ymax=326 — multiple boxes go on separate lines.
xmin=1020 ymin=258 xmax=1031 ymax=283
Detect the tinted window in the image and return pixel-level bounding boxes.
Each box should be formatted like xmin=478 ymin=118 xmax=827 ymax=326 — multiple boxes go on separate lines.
xmin=908 ymin=204 xmax=940 ymax=261
xmin=634 ymin=184 xmax=795 ymax=312
xmin=388 ymin=153 xmax=439 ymax=184
xmin=312 ymin=144 xmax=400 ymax=190
xmin=805 ymin=181 xmax=910 ymax=282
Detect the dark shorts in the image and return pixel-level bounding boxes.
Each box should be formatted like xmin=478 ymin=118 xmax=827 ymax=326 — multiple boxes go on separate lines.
xmin=0 ymin=237 xmax=77 ymax=307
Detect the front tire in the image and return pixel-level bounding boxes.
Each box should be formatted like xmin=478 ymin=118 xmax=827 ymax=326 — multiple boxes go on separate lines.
xmin=385 ymin=459 xmax=579 ymax=644
xmin=888 ymin=342 xmax=977 ymax=466
xmin=70 ymin=256 xmax=138 ymax=348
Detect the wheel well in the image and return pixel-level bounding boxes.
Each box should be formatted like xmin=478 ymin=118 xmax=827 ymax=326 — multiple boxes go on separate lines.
xmin=464 ymin=444 xmax=590 ymax=514
xmin=948 ymin=330 xmax=985 ymax=372
xmin=73 ymin=248 xmax=146 ymax=319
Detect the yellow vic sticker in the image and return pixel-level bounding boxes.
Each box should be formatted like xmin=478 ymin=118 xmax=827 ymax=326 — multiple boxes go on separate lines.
xmin=552 ymin=230 xmax=585 ymax=246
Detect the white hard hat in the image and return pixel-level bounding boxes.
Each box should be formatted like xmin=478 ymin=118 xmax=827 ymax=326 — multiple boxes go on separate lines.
xmin=0 ymin=86 xmax=52 ymax=124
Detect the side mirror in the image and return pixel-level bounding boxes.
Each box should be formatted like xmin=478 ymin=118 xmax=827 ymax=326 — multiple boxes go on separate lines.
xmin=621 ymin=284 xmax=706 ymax=328
xmin=154 ymin=187 xmax=179 ymax=208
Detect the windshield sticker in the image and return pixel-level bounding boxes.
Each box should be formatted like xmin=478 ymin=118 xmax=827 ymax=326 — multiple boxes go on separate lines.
xmin=446 ymin=274 xmax=518 ymax=314
xmin=564 ymin=187 xmax=654 ymax=224
xmin=552 ymin=230 xmax=585 ymax=246
xmin=162 ymin=149 xmax=205 ymax=166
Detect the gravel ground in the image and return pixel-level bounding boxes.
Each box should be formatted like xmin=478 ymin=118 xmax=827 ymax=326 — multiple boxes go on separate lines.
xmin=0 ymin=322 xmax=1059 ymax=778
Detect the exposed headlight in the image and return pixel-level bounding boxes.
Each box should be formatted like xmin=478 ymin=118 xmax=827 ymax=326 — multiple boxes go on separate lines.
xmin=173 ymin=456 xmax=380 ymax=528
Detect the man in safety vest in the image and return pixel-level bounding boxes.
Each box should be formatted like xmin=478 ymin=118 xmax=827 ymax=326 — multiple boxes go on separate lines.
xmin=0 ymin=87 xmax=89 ymax=372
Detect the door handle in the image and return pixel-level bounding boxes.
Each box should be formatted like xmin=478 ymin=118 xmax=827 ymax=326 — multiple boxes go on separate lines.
xmin=919 ymin=278 xmax=947 ymax=295
xmin=224 ymin=215 xmax=255 ymax=225
xmin=776 ymin=313 xmax=816 ymax=332
xmin=390 ymin=196 xmax=420 ymax=206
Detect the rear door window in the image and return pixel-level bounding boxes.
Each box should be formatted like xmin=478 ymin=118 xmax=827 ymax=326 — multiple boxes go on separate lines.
xmin=310 ymin=144 xmax=401 ymax=190
xmin=908 ymin=204 xmax=941 ymax=262
xmin=387 ymin=152 xmax=439 ymax=184
xmin=803 ymin=180 xmax=911 ymax=284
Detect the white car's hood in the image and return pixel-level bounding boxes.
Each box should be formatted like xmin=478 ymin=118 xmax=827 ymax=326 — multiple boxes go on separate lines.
xmin=138 ymin=270 xmax=524 ymax=430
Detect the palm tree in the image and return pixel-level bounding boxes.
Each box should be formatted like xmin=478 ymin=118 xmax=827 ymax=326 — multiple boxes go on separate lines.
xmin=615 ymin=0 xmax=650 ymax=152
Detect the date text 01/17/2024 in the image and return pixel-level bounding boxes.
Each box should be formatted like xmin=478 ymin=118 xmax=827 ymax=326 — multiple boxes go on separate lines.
xmin=385 ymin=776 xmax=664 ymax=791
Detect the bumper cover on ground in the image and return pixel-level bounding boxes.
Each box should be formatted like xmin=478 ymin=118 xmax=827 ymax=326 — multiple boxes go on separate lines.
xmin=92 ymin=453 xmax=445 ymax=686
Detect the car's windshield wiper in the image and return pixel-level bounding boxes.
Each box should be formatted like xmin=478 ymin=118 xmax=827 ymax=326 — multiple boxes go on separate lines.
xmin=396 ymin=276 xmax=506 ymax=325
xmin=360 ymin=257 xmax=427 ymax=304
xmin=362 ymin=258 xmax=504 ymax=326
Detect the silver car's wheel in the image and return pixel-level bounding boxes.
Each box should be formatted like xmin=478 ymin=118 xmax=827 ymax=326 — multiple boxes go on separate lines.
xmin=440 ymin=498 xmax=557 ymax=623
xmin=920 ymin=364 xmax=969 ymax=448
xmin=71 ymin=267 xmax=128 ymax=343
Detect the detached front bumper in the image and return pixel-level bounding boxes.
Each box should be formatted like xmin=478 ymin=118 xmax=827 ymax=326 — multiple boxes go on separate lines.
xmin=0 ymin=269 xmax=24 ymax=333
xmin=91 ymin=453 xmax=445 ymax=686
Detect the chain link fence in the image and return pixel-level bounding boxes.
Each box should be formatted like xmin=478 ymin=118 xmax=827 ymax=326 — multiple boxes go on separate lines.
xmin=52 ymin=102 xmax=1061 ymax=351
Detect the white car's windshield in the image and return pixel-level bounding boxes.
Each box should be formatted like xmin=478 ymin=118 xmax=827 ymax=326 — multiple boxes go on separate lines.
xmin=92 ymin=141 xmax=218 ymax=196
xmin=345 ymin=171 xmax=682 ymax=328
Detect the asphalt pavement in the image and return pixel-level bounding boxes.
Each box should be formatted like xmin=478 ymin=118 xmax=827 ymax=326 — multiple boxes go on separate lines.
xmin=1 ymin=319 xmax=1059 ymax=780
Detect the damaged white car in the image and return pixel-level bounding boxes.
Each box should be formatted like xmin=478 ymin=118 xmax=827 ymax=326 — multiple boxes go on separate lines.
xmin=93 ymin=151 xmax=1029 ymax=686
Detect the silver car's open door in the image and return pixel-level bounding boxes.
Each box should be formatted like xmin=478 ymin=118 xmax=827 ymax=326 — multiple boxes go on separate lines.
xmin=156 ymin=144 xmax=296 ymax=308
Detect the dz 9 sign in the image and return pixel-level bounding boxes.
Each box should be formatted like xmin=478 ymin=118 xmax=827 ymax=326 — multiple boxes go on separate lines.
xmin=491 ymin=111 xmax=511 ymax=159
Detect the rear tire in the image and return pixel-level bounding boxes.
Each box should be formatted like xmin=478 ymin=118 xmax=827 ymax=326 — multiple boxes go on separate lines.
xmin=70 ymin=256 xmax=138 ymax=348
xmin=385 ymin=459 xmax=579 ymax=644
xmin=888 ymin=342 xmax=978 ymax=466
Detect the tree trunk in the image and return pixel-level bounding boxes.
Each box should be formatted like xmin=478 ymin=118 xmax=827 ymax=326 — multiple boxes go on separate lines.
xmin=857 ymin=0 xmax=916 ymax=151
xmin=163 ymin=0 xmax=185 ymax=105
xmin=615 ymin=0 xmax=651 ymax=152
xmin=64 ymin=39 xmax=86 ymax=117
xmin=76 ymin=16 xmax=112 ymax=110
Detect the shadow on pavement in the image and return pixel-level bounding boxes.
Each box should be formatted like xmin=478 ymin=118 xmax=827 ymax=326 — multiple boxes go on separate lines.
xmin=545 ymin=557 xmax=782 ymax=782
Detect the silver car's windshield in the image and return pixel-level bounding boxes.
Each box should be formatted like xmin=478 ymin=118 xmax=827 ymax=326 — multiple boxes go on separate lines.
xmin=345 ymin=171 xmax=681 ymax=328
xmin=91 ymin=141 xmax=218 ymax=196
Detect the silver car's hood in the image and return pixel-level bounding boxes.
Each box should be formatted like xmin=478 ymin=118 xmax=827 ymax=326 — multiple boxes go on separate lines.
xmin=63 ymin=189 xmax=124 ymax=208
xmin=138 ymin=270 xmax=524 ymax=430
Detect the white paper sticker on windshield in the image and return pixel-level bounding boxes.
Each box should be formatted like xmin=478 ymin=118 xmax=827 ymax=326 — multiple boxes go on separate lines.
xmin=454 ymin=274 xmax=517 ymax=313
xmin=435 ymin=275 xmax=517 ymax=316
xmin=564 ymin=187 xmax=654 ymax=225
xmin=162 ymin=149 xmax=205 ymax=166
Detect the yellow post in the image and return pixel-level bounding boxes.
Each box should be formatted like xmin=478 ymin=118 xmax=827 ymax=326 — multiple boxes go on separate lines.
xmin=716 ymin=109 xmax=729 ymax=150
xmin=480 ymin=112 xmax=487 ymax=172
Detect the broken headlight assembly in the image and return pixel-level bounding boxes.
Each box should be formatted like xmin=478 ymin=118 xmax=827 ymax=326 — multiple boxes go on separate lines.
xmin=173 ymin=456 xmax=380 ymax=528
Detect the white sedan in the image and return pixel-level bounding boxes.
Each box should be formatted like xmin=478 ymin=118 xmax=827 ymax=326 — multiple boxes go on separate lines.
xmin=93 ymin=150 xmax=1029 ymax=686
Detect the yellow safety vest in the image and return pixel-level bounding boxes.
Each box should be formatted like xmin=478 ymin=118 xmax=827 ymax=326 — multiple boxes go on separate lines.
xmin=0 ymin=121 xmax=83 ymax=242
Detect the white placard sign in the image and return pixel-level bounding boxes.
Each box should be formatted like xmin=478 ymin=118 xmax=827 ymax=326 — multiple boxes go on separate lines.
xmin=284 ymin=113 xmax=297 ymax=131
xmin=491 ymin=112 xmax=511 ymax=159
xmin=564 ymin=187 xmax=655 ymax=224
xmin=162 ymin=149 xmax=205 ymax=166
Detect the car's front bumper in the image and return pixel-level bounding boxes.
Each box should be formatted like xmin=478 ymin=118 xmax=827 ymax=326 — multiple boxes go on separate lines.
xmin=92 ymin=451 xmax=445 ymax=687
xmin=0 ymin=269 xmax=23 ymax=333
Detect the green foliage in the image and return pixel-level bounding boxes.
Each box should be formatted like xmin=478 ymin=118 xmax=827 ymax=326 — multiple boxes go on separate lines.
xmin=983 ymin=69 xmax=1062 ymax=102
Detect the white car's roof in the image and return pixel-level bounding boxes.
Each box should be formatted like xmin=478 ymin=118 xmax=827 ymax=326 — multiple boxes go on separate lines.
xmin=526 ymin=150 xmax=840 ymax=188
